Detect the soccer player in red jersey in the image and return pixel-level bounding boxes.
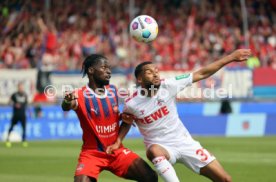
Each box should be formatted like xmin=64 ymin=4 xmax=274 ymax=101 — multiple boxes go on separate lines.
xmin=61 ymin=54 xmax=157 ymax=182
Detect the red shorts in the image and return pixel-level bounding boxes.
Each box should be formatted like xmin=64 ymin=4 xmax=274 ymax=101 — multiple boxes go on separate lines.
xmin=74 ymin=147 xmax=139 ymax=179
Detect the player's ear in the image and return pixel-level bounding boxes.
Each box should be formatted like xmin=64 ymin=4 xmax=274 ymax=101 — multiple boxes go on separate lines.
xmin=88 ymin=67 xmax=94 ymax=74
xmin=137 ymin=76 xmax=143 ymax=85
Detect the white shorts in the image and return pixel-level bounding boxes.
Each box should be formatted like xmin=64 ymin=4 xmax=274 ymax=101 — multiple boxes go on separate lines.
xmin=147 ymin=137 xmax=216 ymax=174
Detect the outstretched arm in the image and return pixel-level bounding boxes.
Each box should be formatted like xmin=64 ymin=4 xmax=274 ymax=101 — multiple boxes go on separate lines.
xmin=193 ymin=49 xmax=251 ymax=83
xmin=106 ymin=113 xmax=135 ymax=154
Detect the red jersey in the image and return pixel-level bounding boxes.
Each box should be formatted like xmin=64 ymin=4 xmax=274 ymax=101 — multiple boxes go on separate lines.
xmin=74 ymin=84 xmax=121 ymax=151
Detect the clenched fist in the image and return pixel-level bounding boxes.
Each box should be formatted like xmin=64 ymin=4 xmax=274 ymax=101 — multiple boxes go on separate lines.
xmin=64 ymin=91 xmax=78 ymax=102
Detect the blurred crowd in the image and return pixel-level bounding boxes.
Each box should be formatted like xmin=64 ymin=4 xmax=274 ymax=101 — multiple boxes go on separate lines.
xmin=0 ymin=0 xmax=275 ymax=72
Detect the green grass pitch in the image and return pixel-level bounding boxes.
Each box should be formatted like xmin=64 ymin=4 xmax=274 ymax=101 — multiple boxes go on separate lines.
xmin=1 ymin=137 xmax=276 ymax=182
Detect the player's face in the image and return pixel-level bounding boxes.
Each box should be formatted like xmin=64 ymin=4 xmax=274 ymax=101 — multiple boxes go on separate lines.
xmin=90 ymin=59 xmax=111 ymax=85
xmin=139 ymin=64 xmax=161 ymax=89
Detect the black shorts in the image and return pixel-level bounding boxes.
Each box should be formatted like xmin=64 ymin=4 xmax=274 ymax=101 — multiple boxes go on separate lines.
xmin=11 ymin=114 xmax=26 ymax=125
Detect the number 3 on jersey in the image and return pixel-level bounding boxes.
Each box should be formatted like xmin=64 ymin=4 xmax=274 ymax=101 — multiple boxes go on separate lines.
xmin=196 ymin=148 xmax=209 ymax=162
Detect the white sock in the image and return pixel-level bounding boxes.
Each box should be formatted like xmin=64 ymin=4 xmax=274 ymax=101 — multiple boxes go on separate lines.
xmin=152 ymin=156 xmax=180 ymax=182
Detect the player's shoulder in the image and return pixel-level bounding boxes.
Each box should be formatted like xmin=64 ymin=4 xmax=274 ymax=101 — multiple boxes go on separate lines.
xmin=107 ymin=84 xmax=117 ymax=90
xmin=77 ymin=86 xmax=86 ymax=93
xmin=160 ymin=78 xmax=174 ymax=88
xmin=125 ymin=90 xmax=139 ymax=104
xmin=73 ymin=86 xmax=86 ymax=99
xmin=162 ymin=77 xmax=177 ymax=83
xmin=106 ymin=84 xmax=119 ymax=97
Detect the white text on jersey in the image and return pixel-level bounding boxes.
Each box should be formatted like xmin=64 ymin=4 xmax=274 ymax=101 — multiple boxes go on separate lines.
xmin=96 ymin=123 xmax=117 ymax=134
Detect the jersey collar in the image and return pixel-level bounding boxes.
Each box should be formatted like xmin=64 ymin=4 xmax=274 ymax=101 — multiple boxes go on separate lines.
xmin=86 ymin=84 xmax=108 ymax=99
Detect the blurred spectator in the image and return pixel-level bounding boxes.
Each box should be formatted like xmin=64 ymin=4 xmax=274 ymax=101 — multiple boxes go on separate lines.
xmin=247 ymin=56 xmax=261 ymax=69
xmin=34 ymin=104 xmax=42 ymax=118
xmin=5 ymin=82 xmax=29 ymax=148
xmin=0 ymin=0 xmax=275 ymax=72
xmin=220 ymin=99 xmax=233 ymax=114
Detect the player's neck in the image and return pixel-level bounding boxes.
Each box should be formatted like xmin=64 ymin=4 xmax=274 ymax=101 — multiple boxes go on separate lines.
xmin=18 ymin=91 xmax=24 ymax=95
xmin=141 ymin=87 xmax=159 ymax=97
xmin=88 ymin=81 xmax=105 ymax=95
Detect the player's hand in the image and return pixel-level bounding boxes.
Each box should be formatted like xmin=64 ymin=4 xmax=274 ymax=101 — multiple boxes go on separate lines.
xmin=64 ymin=91 xmax=78 ymax=102
xmin=230 ymin=49 xmax=252 ymax=62
xmin=106 ymin=142 xmax=121 ymax=155
xmin=121 ymin=113 xmax=136 ymax=124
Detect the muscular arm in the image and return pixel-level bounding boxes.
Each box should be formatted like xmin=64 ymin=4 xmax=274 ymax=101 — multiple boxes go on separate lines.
xmin=106 ymin=113 xmax=135 ymax=154
xmin=193 ymin=49 xmax=251 ymax=83
xmin=116 ymin=122 xmax=132 ymax=145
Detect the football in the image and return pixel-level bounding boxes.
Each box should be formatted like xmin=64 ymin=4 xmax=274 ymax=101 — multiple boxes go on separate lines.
xmin=129 ymin=15 xmax=158 ymax=43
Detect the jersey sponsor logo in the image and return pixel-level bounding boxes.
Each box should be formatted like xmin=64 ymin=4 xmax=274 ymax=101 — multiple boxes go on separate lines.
xmin=96 ymin=123 xmax=117 ymax=134
xmin=137 ymin=106 xmax=170 ymax=124
xmin=140 ymin=110 xmax=145 ymax=115
xmin=175 ymin=73 xmax=190 ymax=80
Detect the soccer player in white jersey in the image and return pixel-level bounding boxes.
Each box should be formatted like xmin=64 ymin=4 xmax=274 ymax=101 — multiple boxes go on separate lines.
xmin=106 ymin=49 xmax=251 ymax=182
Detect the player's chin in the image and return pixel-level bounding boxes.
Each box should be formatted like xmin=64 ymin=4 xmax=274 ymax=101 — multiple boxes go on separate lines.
xmin=153 ymin=80 xmax=161 ymax=87
xmin=152 ymin=83 xmax=160 ymax=89
xmin=103 ymin=80 xmax=110 ymax=85
xmin=99 ymin=79 xmax=110 ymax=85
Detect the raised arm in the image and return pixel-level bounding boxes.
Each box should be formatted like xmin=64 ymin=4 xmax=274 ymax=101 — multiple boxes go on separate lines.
xmin=193 ymin=49 xmax=251 ymax=83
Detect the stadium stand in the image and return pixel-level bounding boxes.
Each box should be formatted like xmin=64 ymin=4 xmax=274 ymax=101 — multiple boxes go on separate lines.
xmin=0 ymin=0 xmax=275 ymax=71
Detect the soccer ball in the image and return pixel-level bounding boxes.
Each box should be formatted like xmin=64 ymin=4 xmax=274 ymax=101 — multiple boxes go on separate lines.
xmin=129 ymin=15 xmax=158 ymax=43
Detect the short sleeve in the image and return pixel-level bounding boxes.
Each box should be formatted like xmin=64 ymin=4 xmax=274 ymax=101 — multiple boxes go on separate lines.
xmin=163 ymin=73 xmax=193 ymax=97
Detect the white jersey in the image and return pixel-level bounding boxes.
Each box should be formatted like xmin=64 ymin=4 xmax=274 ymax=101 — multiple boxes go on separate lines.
xmin=124 ymin=73 xmax=193 ymax=147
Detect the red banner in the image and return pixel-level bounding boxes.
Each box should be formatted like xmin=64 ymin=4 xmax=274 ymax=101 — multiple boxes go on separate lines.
xmin=253 ymin=68 xmax=276 ymax=86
